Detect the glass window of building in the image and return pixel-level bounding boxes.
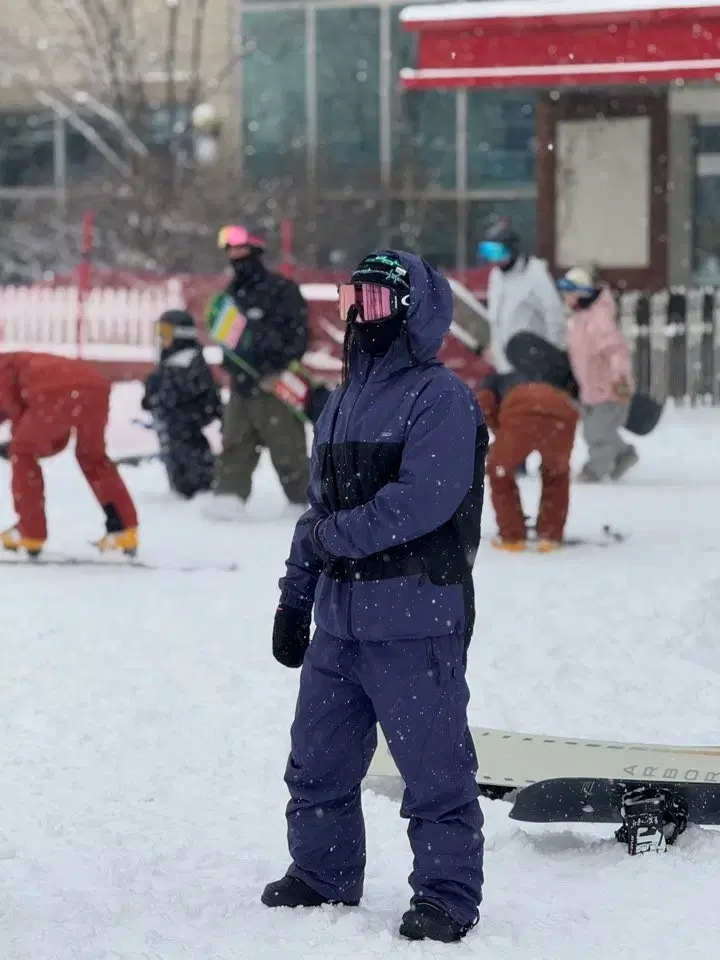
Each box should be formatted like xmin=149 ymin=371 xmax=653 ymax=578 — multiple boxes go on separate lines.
xmin=144 ymin=105 xmax=191 ymax=146
xmin=388 ymin=199 xmax=457 ymax=267
xmin=392 ymin=91 xmax=456 ymax=191
xmin=0 ymin=112 xmax=54 ymax=187
xmin=390 ymin=15 xmax=455 ymax=190
xmin=242 ymin=11 xmax=307 ymax=181
xmin=693 ymin=120 xmax=720 ymax=285
xmin=317 ymin=8 xmax=381 ymax=188
xmin=695 ymin=121 xmax=720 ymax=154
xmin=467 ymin=90 xmax=536 ymax=189
xmin=314 ymin=196 xmax=387 ymax=268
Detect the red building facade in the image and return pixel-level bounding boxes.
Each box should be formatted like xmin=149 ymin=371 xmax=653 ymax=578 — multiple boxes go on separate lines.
xmin=400 ymin=0 xmax=720 ymax=289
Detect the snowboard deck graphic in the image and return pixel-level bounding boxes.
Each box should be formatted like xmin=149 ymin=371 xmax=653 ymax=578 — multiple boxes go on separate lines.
xmin=0 ymin=553 xmax=238 ymax=573
xmin=368 ymin=725 xmax=720 ymax=792
xmin=368 ymin=725 xmax=720 ymax=851
xmin=507 ymin=776 xmax=720 ymax=826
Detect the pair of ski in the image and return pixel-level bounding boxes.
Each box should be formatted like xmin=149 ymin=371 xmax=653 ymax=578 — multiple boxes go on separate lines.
xmin=0 ymin=441 xmax=160 ymax=470
xmin=0 ymin=552 xmax=238 ymax=572
xmin=516 ymin=524 xmax=628 ymax=549
xmin=562 ymin=525 xmax=627 ymax=548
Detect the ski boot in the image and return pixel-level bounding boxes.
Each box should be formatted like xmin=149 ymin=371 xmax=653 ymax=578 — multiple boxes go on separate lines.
xmin=491 ymin=537 xmax=526 ymax=553
xmin=261 ymin=875 xmax=359 ymax=909
xmin=399 ymin=901 xmax=478 ymax=943
xmin=536 ymin=538 xmax=562 ymax=554
xmin=611 ymin=447 xmax=639 ymax=481
xmin=199 ymin=493 xmax=246 ymax=522
xmin=576 ymin=466 xmax=602 ymax=483
xmin=0 ymin=526 xmax=45 ymax=557
xmin=93 ymin=527 xmax=139 ymax=557
xmin=615 ymin=785 xmax=688 ymax=855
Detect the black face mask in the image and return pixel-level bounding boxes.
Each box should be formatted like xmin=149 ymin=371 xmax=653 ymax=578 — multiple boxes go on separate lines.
xmin=351 ymin=313 xmax=405 ymax=356
xmin=230 ymin=251 xmax=264 ymax=285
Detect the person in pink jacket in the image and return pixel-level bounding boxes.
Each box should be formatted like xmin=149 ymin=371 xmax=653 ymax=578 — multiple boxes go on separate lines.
xmin=558 ymin=268 xmax=638 ymax=482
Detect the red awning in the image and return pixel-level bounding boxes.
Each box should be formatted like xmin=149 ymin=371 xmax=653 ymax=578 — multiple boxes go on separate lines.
xmin=399 ymin=0 xmax=720 ymax=88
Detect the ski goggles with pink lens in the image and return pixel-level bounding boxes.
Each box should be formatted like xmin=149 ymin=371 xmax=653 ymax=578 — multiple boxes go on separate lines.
xmin=338 ymin=282 xmax=401 ymax=324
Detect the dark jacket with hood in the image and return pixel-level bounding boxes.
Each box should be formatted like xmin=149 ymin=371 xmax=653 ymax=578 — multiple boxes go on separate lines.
xmin=223 ymin=261 xmax=309 ymax=397
xmin=142 ymin=340 xmax=221 ymax=498
xmin=278 ymin=251 xmax=488 ymax=645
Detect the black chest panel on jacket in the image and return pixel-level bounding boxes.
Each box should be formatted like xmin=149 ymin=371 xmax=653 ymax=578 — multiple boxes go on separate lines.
xmin=319 ymin=441 xmax=403 ymax=512
xmin=317 ymin=428 xmax=488 ymax=586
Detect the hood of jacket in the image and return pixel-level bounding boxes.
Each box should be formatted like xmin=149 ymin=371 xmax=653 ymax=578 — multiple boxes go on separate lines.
xmin=397 ymin=250 xmax=453 ymax=362
xmin=348 ymin=250 xmax=453 ymax=379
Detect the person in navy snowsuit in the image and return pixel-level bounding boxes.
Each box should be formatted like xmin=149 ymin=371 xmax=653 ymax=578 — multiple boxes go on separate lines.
xmin=263 ymin=251 xmax=488 ymax=943
xmin=141 ymin=310 xmax=222 ymax=499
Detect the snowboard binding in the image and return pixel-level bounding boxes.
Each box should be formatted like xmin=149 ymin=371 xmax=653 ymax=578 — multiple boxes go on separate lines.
xmin=615 ymin=785 xmax=688 ymax=855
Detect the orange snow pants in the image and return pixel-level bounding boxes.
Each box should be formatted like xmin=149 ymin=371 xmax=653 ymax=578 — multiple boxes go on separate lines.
xmin=487 ymin=383 xmax=578 ymax=542
xmin=9 ymin=385 xmax=138 ymax=540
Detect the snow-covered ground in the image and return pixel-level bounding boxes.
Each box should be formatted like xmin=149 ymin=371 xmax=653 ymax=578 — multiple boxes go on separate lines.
xmin=1 ymin=383 xmax=719 ymax=959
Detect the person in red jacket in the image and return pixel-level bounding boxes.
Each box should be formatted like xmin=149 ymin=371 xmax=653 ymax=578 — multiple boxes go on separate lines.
xmin=0 ymin=352 xmax=138 ymax=556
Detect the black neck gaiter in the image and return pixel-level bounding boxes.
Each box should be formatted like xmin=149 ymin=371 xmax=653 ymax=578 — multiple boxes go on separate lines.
xmin=351 ymin=314 xmax=405 ymax=356
xmin=231 ymin=252 xmax=265 ymax=287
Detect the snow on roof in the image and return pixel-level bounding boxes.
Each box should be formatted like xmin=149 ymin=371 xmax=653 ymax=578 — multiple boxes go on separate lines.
xmin=400 ymin=0 xmax=720 ymax=24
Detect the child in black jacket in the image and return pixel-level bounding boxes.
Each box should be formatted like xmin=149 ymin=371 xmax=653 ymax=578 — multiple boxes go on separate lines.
xmin=142 ymin=310 xmax=222 ymax=499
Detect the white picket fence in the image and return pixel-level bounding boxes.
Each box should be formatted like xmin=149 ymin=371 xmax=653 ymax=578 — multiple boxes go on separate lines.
xmin=0 ymin=280 xmax=185 ymax=349
xmin=0 ymin=280 xmax=341 ymax=362
xmin=1 ymin=281 xmax=718 ymax=400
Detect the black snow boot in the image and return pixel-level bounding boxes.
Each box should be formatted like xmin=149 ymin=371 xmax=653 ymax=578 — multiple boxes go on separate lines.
xmin=399 ymin=900 xmax=477 ymax=943
xmin=261 ymin=875 xmax=359 ymax=909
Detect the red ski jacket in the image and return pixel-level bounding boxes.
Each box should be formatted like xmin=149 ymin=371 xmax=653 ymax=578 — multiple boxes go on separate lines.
xmin=0 ymin=352 xmax=110 ymax=423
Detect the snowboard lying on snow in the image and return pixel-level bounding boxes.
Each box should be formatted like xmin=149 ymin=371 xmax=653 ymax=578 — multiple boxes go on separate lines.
xmin=367 ymin=726 xmax=720 ymax=855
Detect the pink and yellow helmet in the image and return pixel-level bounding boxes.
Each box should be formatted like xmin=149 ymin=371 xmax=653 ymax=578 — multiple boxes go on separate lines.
xmin=217 ymin=224 xmax=266 ymax=251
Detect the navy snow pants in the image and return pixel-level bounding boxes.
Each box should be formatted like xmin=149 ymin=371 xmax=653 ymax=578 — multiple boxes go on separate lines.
xmin=284 ymin=628 xmax=484 ymax=926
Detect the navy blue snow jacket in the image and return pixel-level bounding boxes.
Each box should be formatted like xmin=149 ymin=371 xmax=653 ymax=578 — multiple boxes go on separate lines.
xmin=278 ymin=251 xmax=488 ymax=645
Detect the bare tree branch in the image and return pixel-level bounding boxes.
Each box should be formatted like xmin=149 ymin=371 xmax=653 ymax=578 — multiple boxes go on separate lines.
xmin=186 ymin=0 xmax=210 ymax=114
xmin=56 ymin=85 xmax=149 ymax=157
xmin=0 ymin=0 xmax=448 ymax=282
xmin=33 ymin=89 xmax=133 ymax=176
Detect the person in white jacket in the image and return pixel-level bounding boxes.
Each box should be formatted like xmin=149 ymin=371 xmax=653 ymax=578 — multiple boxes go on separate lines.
xmin=479 ymin=221 xmax=567 ymax=374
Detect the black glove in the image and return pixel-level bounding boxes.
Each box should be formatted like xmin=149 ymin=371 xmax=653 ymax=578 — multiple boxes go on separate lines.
xmin=272 ymin=605 xmax=312 ymax=668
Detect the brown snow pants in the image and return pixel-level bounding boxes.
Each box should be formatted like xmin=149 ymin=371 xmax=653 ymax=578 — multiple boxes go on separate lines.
xmin=214 ymin=389 xmax=309 ymax=504
xmin=488 ymin=383 xmax=578 ymax=542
